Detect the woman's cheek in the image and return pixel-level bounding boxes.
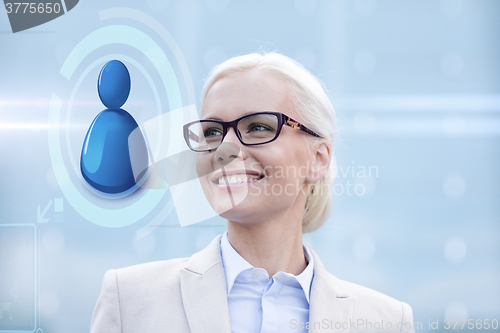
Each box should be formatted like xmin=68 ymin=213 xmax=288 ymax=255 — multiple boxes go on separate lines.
xmin=195 ymin=153 xmax=212 ymax=179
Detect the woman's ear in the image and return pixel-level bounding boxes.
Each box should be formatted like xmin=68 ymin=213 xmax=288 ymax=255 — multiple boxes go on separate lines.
xmin=306 ymin=139 xmax=331 ymax=183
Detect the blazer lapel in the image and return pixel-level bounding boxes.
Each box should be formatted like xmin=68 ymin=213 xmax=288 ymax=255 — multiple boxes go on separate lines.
xmin=308 ymin=248 xmax=356 ymax=333
xmin=180 ymin=234 xmax=231 ymax=333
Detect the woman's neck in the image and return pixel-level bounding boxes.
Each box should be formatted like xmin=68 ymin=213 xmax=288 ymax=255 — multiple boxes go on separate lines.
xmin=226 ymin=216 xmax=307 ymax=278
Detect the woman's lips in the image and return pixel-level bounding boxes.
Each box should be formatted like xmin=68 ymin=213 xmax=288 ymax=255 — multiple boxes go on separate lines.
xmin=213 ymin=174 xmax=265 ymax=190
xmin=211 ymin=169 xmax=263 ymax=184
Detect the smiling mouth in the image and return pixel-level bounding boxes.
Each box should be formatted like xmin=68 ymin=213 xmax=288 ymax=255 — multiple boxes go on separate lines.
xmin=214 ymin=174 xmax=265 ymax=185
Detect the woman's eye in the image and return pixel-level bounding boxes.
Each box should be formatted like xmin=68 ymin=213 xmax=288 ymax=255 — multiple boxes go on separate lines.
xmin=204 ymin=127 xmax=222 ymax=137
xmin=248 ymin=123 xmax=274 ymax=132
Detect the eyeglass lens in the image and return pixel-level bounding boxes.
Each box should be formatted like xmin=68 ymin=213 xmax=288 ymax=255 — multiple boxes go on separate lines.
xmin=187 ymin=114 xmax=279 ymax=151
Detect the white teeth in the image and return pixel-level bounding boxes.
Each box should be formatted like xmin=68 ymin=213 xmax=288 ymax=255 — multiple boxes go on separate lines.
xmin=216 ymin=174 xmax=261 ymax=185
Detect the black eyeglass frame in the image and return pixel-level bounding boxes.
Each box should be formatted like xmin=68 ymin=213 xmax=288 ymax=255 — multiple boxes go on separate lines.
xmin=183 ymin=111 xmax=322 ymax=152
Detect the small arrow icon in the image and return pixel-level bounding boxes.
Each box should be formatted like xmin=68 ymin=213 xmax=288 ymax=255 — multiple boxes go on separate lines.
xmin=37 ymin=200 xmax=53 ymax=223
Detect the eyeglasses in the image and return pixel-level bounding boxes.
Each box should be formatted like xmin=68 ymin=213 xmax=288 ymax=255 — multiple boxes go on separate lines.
xmin=183 ymin=111 xmax=322 ymax=152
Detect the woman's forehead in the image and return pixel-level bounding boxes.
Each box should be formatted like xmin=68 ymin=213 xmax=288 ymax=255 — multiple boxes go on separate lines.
xmin=201 ymin=70 xmax=293 ymax=119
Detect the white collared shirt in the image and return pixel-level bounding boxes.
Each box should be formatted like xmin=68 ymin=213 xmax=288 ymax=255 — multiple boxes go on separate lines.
xmin=220 ymin=231 xmax=314 ymax=332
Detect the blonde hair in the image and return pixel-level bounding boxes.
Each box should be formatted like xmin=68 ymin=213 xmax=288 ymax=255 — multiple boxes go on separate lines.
xmin=200 ymin=51 xmax=338 ymax=233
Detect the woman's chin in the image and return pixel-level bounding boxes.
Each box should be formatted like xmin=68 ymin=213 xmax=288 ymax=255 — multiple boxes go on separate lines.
xmin=207 ymin=194 xmax=248 ymax=216
xmin=207 ymin=188 xmax=263 ymax=218
xmin=204 ymin=179 xmax=257 ymax=215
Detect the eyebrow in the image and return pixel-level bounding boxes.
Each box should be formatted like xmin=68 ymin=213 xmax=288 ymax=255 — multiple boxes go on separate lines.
xmin=201 ymin=110 xmax=258 ymax=121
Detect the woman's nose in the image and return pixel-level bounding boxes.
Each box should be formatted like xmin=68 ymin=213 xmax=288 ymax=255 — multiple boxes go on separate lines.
xmin=222 ymin=126 xmax=240 ymax=145
xmin=213 ymin=127 xmax=244 ymax=167
xmin=214 ymin=142 xmax=240 ymax=168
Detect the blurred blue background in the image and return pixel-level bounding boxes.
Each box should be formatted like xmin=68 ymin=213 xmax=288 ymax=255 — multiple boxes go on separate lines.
xmin=0 ymin=0 xmax=499 ymax=332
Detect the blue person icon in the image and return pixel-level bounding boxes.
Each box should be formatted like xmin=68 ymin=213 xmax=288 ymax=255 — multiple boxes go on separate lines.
xmin=80 ymin=60 xmax=149 ymax=195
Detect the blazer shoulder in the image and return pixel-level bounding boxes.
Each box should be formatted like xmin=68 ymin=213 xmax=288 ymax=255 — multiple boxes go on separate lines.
xmin=337 ymin=277 xmax=401 ymax=307
xmin=91 ymin=258 xmax=192 ymax=332
xmin=114 ymin=257 xmax=189 ymax=285
xmin=330 ymin=274 xmax=414 ymax=327
xmin=115 ymin=257 xmax=190 ymax=274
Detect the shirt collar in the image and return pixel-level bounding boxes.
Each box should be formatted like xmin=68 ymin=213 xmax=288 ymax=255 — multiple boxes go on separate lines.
xmin=220 ymin=230 xmax=315 ymax=303
xmin=220 ymin=231 xmax=254 ymax=295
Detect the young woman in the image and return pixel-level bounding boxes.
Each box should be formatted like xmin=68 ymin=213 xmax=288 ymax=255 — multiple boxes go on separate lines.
xmin=90 ymin=52 xmax=414 ymax=333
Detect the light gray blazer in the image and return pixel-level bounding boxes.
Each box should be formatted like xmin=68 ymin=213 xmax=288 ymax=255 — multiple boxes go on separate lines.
xmin=90 ymin=234 xmax=415 ymax=333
